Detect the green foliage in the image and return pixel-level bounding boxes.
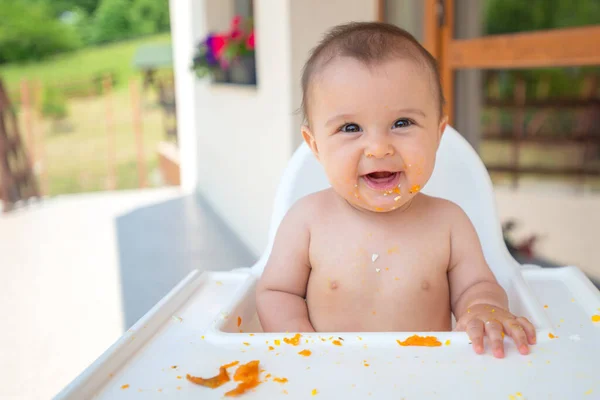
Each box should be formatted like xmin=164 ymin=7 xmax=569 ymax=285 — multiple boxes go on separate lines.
xmin=484 ymin=0 xmax=600 ymax=100
xmin=0 ymin=0 xmax=171 ymax=62
xmin=128 ymin=0 xmax=170 ymax=36
xmin=40 ymin=85 xmax=68 ymax=120
xmin=89 ymin=0 xmax=134 ymax=44
xmin=88 ymin=0 xmax=170 ymax=45
xmin=0 ymin=1 xmax=81 ymax=63
xmin=485 ymin=0 xmax=600 ymax=35
xmin=70 ymin=7 xmax=95 ymax=46
xmin=50 ymin=0 xmax=101 ymax=17
xmin=0 ymin=33 xmax=171 ymax=96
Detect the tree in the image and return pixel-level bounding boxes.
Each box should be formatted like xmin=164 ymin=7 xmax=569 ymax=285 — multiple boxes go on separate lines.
xmin=89 ymin=0 xmax=134 ymax=44
xmin=129 ymin=0 xmax=170 ymax=36
xmin=38 ymin=0 xmax=102 ymax=18
xmin=0 ymin=1 xmax=81 ymax=63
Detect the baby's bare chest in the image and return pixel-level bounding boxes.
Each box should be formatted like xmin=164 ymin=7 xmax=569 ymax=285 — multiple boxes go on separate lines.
xmin=309 ymin=215 xmax=450 ymax=272
xmin=307 ymin=217 xmax=451 ymax=297
xmin=305 ymin=218 xmax=452 ymax=331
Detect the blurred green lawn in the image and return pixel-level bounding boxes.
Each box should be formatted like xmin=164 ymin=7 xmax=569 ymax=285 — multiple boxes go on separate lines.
xmin=0 ymin=33 xmax=171 ymax=93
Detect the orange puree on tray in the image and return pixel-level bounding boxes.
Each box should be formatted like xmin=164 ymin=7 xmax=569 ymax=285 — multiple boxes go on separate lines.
xmin=396 ymin=335 xmax=442 ymax=347
xmin=187 ymin=366 xmax=231 ymax=388
xmin=225 ymin=360 xmax=261 ymax=397
xmin=283 ymin=333 xmax=302 ymax=346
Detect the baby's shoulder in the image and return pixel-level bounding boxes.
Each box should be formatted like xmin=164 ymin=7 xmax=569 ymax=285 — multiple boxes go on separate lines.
xmin=284 ymin=189 xmax=336 ymax=223
xmin=417 ymin=194 xmax=469 ymax=223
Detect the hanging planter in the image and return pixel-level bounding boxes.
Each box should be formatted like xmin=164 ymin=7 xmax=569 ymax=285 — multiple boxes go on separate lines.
xmin=191 ymin=16 xmax=256 ymax=85
xmin=230 ymin=54 xmax=256 ymax=85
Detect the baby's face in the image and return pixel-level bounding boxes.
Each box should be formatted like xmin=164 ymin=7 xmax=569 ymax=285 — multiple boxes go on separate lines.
xmin=303 ymin=57 xmax=447 ymax=212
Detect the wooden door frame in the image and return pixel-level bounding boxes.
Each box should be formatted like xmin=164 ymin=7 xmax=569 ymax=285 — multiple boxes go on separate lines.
xmin=424 ymin=0 xmax=600 ymax=125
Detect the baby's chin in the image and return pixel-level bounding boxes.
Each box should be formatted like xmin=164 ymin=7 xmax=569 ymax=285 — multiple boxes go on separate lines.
xmin=345 ymin=193 xmax=412 ymax=213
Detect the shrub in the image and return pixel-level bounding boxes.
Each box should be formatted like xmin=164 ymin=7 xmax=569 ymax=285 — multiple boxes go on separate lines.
xmin=89 ymin=0 xmax=134 ymax=44
xmin=129 ymin=0 xmax=170 ymax=36
xmin=0 ymin=2 xmax=81 ymax=63
xmin=40 ymin=85 xmax=69 ymax=120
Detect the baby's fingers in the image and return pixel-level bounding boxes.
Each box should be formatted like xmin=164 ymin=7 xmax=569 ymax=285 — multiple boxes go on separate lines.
xmin=516 ymin=317 xmax=536 ymax=345
xmin=504 ymin=320 xmax=529 ymax=355
xmin=466 ymin=319 xmax=485 ymax=354
xmin=484 ymin=319 xmax=505 ymax=358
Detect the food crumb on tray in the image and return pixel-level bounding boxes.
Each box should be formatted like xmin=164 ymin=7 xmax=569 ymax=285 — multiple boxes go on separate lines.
xmin=396 ymin=335 xmax=442 ymax=347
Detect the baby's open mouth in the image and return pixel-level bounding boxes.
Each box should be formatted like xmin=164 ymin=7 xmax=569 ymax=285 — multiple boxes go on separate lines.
xmin=361 ymin=171 xmax=401 ymax=191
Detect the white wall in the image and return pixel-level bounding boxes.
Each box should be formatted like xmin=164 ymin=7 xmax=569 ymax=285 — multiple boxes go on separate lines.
xmin=169 ymin=0 xmax=203 ymax=192
xmin=205 ymin=0 xmax=234 ymax=31
xmin=289 ymin=0 xmax=380 ymax=149
xmin=495 ymin=188 xmax=600 ymax=282
xmin=177 ymin=0 xmax=378 ymax=255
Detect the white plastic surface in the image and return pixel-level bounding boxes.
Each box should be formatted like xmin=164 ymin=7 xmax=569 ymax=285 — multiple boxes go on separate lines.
xmin=56 ymin=127 xmax=600 ymax=399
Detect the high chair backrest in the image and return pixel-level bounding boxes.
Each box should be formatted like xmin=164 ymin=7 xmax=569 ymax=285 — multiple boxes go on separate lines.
xmin=252 ymin=126 xmax=518 ymax=289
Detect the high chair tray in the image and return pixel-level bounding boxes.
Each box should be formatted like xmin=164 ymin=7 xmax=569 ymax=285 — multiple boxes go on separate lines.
xmin=57 ymin=266 xmax=600 ymax=400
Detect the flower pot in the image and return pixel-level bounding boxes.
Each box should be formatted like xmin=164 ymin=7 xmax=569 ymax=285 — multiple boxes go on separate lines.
xmin=230 ymin=55 xmax=256 ymax=85
xmin=212 ymin=68 xmax=230 ymax=83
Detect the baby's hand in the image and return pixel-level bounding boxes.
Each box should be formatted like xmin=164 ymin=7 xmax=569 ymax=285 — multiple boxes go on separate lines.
xmin=454 ymin=304 xmax=536 ymax=358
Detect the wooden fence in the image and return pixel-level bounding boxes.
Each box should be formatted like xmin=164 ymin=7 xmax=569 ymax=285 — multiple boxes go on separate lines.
xmin=0 ymin=73 xmax=177 ymax=209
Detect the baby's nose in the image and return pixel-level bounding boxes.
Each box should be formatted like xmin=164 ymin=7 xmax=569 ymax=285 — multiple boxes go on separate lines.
xmin=364 ymin=138 xmax=394 ymax=158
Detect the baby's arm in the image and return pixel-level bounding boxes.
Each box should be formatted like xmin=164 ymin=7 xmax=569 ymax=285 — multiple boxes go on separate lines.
xmin=446 ymin=203 xmax=536 ymax=358
xmin=256 ymin=200 xmax=315 ymax=332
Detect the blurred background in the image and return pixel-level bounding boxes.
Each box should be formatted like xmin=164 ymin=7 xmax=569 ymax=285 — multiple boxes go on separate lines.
xmin=0 ymin=0 xmax=599 ymax=398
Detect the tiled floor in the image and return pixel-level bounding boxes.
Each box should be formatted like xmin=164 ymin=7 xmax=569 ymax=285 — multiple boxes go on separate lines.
xmin=0 ymin=188 xmax=256 ymax=399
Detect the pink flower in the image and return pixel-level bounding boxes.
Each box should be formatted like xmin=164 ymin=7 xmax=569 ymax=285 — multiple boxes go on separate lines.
xmin=231 ymin=29 xmax=242 ymax=40
xmin=231 ymin=15 xmax=242 ymax=29
xmin=246 ymin=32 xmax=255 ymax=50
xmin=208 ymin=34 xmax=227 ymax=57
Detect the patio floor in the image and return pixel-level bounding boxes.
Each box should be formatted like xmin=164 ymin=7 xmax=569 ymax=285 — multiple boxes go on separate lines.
xmin=0 ymin=188 xmax=255 ymax=399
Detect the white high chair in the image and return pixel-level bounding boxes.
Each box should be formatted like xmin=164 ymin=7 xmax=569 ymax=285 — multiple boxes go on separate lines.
xmin=57 ymin=127 xmax=600 ymax=399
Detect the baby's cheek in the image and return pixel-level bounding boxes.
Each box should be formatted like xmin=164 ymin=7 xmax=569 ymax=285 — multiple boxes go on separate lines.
xmin=404 ymin=151 xmax=435 ymax=187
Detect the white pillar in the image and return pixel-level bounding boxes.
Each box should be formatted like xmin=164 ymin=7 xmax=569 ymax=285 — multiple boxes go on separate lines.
xmin=169 ymin=0 xmax=205 ymax=192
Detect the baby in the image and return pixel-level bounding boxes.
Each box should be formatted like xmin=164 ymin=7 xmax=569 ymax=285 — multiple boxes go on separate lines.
xmin=256 ymin=22 xmax=536 ymax=359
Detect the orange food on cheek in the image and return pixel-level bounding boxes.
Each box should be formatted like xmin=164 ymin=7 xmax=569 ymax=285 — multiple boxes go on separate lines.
xmin=396 ymin=335 xmax=442 ymax=347
xmin=237 ymin=317 xmax=242 ymax=327
xmin=409 ymin=185 xmax=421 ymax=194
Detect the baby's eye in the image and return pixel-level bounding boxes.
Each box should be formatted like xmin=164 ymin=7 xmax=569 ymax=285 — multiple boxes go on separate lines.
xmin=339 ymin=123 xmax=362 ymax=133
xmin=392 ymin=119 xmax=413 ymax=129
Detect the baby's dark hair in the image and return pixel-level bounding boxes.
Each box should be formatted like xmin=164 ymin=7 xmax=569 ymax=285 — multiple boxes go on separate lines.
xmin=301 ymin=22 xmax=445 ymax=124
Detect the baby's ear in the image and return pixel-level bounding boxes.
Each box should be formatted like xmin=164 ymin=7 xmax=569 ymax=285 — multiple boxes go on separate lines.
xmin=301 ymin=125 xmax=320 ymax=160
xmin=437 ymin=116 xmax=449 ymax=145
